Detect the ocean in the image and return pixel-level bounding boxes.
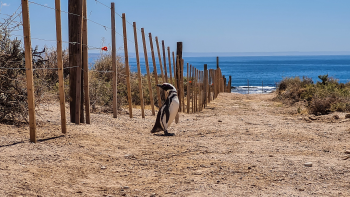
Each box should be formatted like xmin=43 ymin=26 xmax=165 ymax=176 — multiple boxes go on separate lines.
xmin=89 ymin=54 xmax=350 ymax=94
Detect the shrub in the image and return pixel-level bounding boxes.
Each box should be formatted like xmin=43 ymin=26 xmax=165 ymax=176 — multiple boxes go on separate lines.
xmin=275 ymin=75 xmax=350 ymax=115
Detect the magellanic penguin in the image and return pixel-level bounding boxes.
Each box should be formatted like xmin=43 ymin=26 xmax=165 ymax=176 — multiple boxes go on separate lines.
xmin=151 ymin=83 xmax=179 ymax=136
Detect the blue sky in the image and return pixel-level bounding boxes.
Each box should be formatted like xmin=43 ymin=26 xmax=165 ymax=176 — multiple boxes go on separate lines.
xmin=1 ymin=0 xmax=350 ymax=54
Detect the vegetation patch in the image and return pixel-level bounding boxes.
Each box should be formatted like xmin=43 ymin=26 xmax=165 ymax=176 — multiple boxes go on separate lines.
xmin=275 ymin=75 xmax=350 ymax=115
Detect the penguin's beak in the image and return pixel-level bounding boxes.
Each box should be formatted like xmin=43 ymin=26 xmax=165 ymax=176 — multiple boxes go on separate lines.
xmin=156 ymin=84 xmax=162 ymax=88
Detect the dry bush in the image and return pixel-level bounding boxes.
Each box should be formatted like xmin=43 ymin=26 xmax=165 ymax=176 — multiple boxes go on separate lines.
xmin=0 ymin=25 xmax=28 ymax=123
xmin=276 ymin=75 xmax=350 ymax=115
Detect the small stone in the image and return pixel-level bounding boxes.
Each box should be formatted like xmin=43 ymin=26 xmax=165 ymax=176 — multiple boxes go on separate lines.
xmin=345 ymin=114 xmax=350 ymax=119
xmin=304 ymin=162 xmax=312 ymax=167
xmin=101 ymin=166 xmax=107 ymax=169
xmin=333 ymin=115 xmax=340 ymax=119
xmin=218 ymin=120 xmax=222 ymax=122
xmin=150 ymin=193 xmax=156 ymax=197
xmin=298 ymin=188 xmax=305 ymax=191
xmin=269 ymin=155 xmax=274 ymax=157
xmin=345 ymin=150 xmax=350 ymax=154
xmin=123 ymin=186 xmax=129 ymax=189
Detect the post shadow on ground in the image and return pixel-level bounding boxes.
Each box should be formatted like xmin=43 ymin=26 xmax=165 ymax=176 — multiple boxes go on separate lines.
xmin=0 ymin=135 xmax=65 ymax=148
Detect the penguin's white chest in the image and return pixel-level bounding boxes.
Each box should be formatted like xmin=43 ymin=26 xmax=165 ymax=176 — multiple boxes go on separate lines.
xmin=160 ymin=95 xmax=179 ymax=130
xmin=167 ymin=96 xmax=179 ymax=127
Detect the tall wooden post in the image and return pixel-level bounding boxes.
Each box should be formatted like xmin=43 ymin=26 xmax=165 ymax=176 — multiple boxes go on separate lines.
xmin=192 ymin=66 xmax=195 ymax=113
xmin=133 ymin=22 xmax=145 ymax=118
xmin=155 ymin=37 xmax=164 ymax=83
xmin=181 ymin=59 xmax=185 ymax=112
xmin=172 ymin=52 xmax=177 ymax=89
xmin=141 ymin=29 xmax=155 ymax=115
xmin=122 ymin=13 xmax=132 ymax=118
xmin=55 ymin=0 xmax=67 ymax=133
xmin=172 ymin=52 xmax=176 ymax=86
xmin=22 ymin=0 xmax=37 ymax=142
xmin=204 ymin=64 xmax=208 ymax=107
xmin=176 ymin=57 xmax=181 ymax=112
xmin=82 ymin=0 xmax=90 ymax=123
xmin=149 ymin=33 xmax=162 ymax=108
xmin=111 ymin=2 xmax=117 ymax=118
xmin=176 ymin=42 xmax=183 ymax=108
xmin=186 ymin=63 xmax=190 ymax=113
xmin=208 ymin=69 xmax=212 ymax=103
xmin=68 ymin=0 xmax=83 ymax=124
xmin=193 ymin=68 xmax=196 ymax=112
xmin=167 ymin=47 xmax=173 ymax=85
xmin=161 ymin=40 xmax=168 ymax=82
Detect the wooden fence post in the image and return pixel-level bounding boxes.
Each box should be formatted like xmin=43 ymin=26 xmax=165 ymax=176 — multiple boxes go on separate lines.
xmin=172 ymin=52 xmax=176 ymax=88
xmin=216 ymin=56 xmax=219 ymax=68
xmin=155 ymin=37 xmax=164 ymax=83
xmin=176 ymin=56 xmax=181 ymax=112
xmin=162 ymin=40 xmax=168 ymax=82
xmin=187 ymin=63 xmax=190 ymax=113
xmin=133 ymin=22 xmax=145 ymax=118
xmin=55 ymin=0 xmax=67 ymax=133
xmin=198 ymin=71 xmax=203 ymax=111
xmin=111 ymin=2 xmax=117 ymax=118
xmin=204 ymin=64 xmax=208 ymax=107
xmin=82 ymin=0 xmax=90 ymax=123
xmin=229 ymin=76 xmax=232 ymax=93
xmin=141 ymin=28 xmax=155 ymax=115
xmin=223 ymin=75 xmax=226 ymax=92
xmin=149 ymin=33 xmax=162 ymax=108
xmin=191 ymin=67 xmax=196 ymax=113
xmin=122 ymin=13 xmax=132 ymax=118
xmin=176 ymin=42 xmax=183 ymax=105
xmin=22 ymin=0 xmax=37 ymax=142
xmin=181 ymin=59 xmax=185 ymax=112
xmin=167 ymin=47 xmax=173 ymax=85
xmin=68 ymin=0 xmax=83 ymax=124
xmin=208 ymin=69 xmax=212 ymax=103
xmin=189 ymin=65 xmax=192 ymax=113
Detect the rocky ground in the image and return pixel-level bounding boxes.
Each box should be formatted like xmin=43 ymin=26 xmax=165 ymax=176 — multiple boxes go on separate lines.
xmin=1 ymin=93 xmax=350 ymax=196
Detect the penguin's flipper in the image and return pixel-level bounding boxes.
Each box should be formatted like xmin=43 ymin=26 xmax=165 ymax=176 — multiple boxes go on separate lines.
xmin=175 ymin=112 xmax=179 ymax=124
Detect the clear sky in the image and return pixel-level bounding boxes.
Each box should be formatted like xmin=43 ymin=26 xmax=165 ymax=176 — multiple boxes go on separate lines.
xmin=1 ymin=0 xmax=350 ymax=54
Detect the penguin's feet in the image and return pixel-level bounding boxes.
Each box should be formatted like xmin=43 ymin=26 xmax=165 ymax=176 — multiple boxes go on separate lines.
xmin=164 ymin=130 xmax=175 ymax=136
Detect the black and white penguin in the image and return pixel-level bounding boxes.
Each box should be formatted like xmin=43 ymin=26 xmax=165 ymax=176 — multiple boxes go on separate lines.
xmin=151 ymin=83 xmax=179 ymax=136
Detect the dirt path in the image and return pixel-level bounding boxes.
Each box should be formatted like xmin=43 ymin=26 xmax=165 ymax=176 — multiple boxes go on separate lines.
xmin=1 ymin=93 xmax=350 ymax=196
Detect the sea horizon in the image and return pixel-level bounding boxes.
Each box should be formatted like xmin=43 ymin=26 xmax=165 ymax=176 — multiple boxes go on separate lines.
xmin=88 ymin=53 xmax=350 ymax=93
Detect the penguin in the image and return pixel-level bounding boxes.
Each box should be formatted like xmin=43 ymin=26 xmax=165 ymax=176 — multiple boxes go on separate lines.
xmin=151 ymin=83 xmax=179 ymax=136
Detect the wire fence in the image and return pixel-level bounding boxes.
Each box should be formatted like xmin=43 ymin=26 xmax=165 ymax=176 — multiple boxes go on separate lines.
xmin=1 ymin=0 xmax=232 ymax=143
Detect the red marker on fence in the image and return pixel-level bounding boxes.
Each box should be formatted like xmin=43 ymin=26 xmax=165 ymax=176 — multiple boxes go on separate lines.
xmin=101 ymin=46 xmax=108 ymax=51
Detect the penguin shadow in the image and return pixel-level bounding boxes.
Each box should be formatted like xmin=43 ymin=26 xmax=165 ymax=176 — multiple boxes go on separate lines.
xmin=152 ymin=133 xmax=176 ymax=137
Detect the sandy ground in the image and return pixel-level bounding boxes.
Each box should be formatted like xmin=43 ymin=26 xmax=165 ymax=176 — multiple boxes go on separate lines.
xmin=1 ymin=93 xmax=350 ymax=197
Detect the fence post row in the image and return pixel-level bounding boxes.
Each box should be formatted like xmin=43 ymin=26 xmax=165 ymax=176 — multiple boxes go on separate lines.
xmin=17 ymin=1 xmax=237 ymax=144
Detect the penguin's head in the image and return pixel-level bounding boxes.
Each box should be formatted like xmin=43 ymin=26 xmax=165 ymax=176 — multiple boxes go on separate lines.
xmin=157 ymin=83 xmax=177 ymax=92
